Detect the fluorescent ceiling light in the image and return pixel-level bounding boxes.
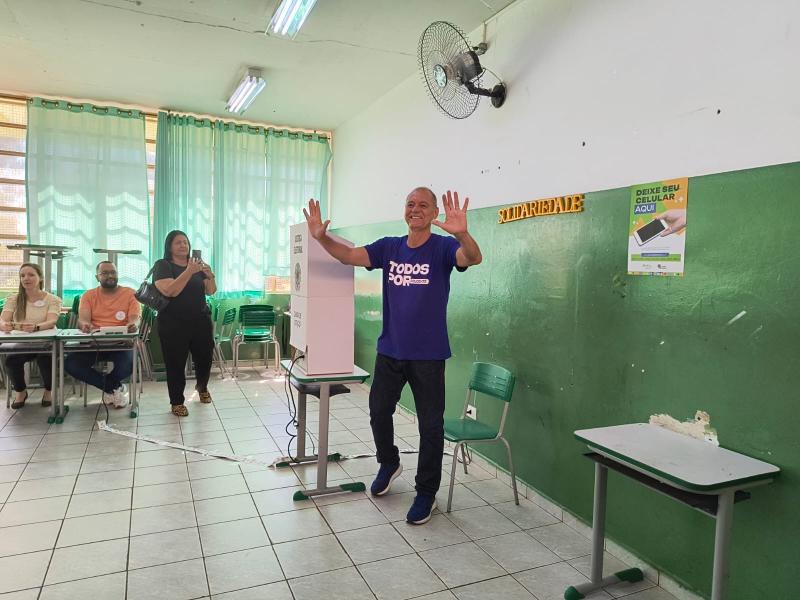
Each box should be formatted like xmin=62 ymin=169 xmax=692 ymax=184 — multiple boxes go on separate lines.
xmin=225 ymin=68 xmax=266 ymax=115
xmin=267 ymin=0 xmax=318 ymax=39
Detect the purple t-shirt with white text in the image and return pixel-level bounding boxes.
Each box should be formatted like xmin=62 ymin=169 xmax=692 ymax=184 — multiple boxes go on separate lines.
xmin=365 ymin=234 xmax=466 ymax=360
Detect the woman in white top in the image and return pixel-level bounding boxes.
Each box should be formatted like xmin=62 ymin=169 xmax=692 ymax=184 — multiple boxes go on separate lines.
xmin=0 ymin=263 xmax=62 ymax=408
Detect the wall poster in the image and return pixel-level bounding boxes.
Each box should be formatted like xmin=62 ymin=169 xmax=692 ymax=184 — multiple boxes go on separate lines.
xmin=628 ymin=177 xmax=688 ymax=276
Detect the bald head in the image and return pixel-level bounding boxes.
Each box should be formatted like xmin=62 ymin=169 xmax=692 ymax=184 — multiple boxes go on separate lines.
xmin=407 ymin=187 xmax=437 ymax=206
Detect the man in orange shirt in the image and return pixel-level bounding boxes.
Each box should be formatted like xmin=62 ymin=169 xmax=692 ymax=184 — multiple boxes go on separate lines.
xmin=65 ymin=261 xmax=141 ymax=408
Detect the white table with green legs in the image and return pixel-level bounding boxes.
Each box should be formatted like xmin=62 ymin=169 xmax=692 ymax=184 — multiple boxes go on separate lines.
xmin=567 ymin=423 xmax=780 ymax=600
xmin=280 ymin=359 xmax=369 ymax=501
xmin=57 ymin=329 xmax=140 ymax=420
xmin=0 ymin=330 xmax=60 ymax=422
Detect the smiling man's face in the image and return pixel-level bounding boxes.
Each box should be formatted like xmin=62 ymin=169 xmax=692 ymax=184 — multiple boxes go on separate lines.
xmin=404 ymin=188 xmax=439 ymax=232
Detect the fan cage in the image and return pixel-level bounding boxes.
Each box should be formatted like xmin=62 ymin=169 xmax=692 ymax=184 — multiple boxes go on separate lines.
xmin=418 ymin=21 xmax=484 ymax=119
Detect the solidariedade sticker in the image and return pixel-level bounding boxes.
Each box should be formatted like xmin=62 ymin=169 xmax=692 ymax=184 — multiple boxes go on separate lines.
xmin=115 ymin=311 xmax=126 ymax=321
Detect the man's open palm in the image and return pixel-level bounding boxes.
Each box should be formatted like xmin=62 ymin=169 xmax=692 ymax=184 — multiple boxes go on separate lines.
xmin=303 ymin=199 xmax=330 ymax=240
xmin=432 ymin=190 xmax=469 ymax=235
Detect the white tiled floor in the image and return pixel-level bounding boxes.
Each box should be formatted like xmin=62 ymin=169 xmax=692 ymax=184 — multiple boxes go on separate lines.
xmin=0 ymin=369 xmax=681 ymax=599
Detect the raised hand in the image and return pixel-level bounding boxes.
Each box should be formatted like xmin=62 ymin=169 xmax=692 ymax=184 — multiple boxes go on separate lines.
xmin=302 ymin=199 xmax=331 ymax=240
xmin=432 ymin=190 xmax=470 ymax=236
xmin=185 ymin=258 xmax=203 ymax=275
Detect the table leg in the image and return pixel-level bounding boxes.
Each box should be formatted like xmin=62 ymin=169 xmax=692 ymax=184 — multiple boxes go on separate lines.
xmin=274 ymin=390 xmax=343 ymax=469
xmin=590 ymin=462 xmax=608 ymax=583
xmin=44 ymin=254 xmax=52 ymax=295
xmin=56 ymin=259 xmax=63 ymax=299
xmin=48 ymin=342 xmax=57 ymax=423
xmin=290 ymin=381 xmax=365 ymax=500
xmin=130 ymin=343 xmax=138 ymax=418
xmin=315 ymin=383 xmax=330 ymax=489
xmin=711 ymin=490 xmax=735 ymax=600
xmin=297 ymin=391 xmax=307 ymax=458
xmin=565 ymin=463 xmax=642 ymax=599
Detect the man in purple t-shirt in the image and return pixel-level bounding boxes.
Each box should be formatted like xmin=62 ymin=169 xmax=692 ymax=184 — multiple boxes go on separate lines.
xmin=303 ymin=187 xmax=482 ymax=524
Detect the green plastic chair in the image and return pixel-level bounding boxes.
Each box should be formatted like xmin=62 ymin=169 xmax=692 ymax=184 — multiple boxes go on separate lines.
xmin=232 ymin=305 xmax=280 ymax=377
xmin=443 ymin=362 xmax=519 ymax=512
xmin=136 ymin=305 xmax=156 ymax=384
xmin=67 ymin=294 xmax=81 ymax=329
xmin=213 ymin=307 xmax=237 ymax=377
xmin=55 ymin=312 xmax=69 ymax=329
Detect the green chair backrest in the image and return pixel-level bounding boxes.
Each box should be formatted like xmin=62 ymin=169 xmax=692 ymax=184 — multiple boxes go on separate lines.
xmin=240 ymin=304 xmax=273 ymax=313
xmin=55 ymin=312 xmax=69 ymax=329
xmin=469 ymin=362 xmax=515 ymax=403
xmin=222 ymin=307 xmax=237 ymax=326
xmin=239 ymin=307 xmax=276 ymax=328
xmin=71 ymin=294 xmax=81 ymax=313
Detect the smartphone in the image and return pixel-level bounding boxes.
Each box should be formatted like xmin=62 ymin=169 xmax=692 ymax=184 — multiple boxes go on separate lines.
xmin=634 ymin=219 xmax=668 ymax=246
xmin=191 ymin=249 xmax=202 ymax=261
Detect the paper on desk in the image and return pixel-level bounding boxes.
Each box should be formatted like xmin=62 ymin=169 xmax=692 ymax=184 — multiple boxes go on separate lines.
xmin=2 ymin=328 xmax=57 ymax=335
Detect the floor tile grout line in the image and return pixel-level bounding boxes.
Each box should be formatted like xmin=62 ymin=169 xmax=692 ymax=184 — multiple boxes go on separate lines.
xmin=36 ymin=402 xmax=101 ymax=598
xmin=241 ymin=377 xmax=299 ymax=600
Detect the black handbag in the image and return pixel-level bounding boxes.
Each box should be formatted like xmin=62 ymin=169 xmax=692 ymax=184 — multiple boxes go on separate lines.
xmin=135 ymin=264 xmax=170 ymax=311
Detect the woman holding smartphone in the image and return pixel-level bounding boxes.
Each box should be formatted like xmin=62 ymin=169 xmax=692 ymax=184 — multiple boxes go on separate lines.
xmin=0 ymin=263 xmax=62 ymax=408
xmin=153 ymin=230 xmax=217 ymax=416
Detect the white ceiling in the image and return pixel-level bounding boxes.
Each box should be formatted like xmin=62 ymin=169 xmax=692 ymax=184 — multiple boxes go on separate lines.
xmin=0 ymin=0 xmax=516 ymax=131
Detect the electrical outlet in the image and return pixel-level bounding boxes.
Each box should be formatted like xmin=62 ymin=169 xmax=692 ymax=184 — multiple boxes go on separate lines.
xmin=465 ymin=404 xmax=477 ymax=420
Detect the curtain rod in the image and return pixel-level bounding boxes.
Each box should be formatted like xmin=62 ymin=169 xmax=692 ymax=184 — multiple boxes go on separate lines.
xmin=0 ymin=93 xmax=332 ymax=139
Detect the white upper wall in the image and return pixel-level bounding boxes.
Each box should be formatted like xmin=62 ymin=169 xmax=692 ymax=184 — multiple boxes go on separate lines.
xmin=331 ymin=0 xmax=800 ymax=227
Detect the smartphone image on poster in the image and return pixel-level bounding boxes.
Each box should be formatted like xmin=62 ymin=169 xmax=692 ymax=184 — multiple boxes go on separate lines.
xmin=191 ymin=249 xmax=202 ymax=261
xmin=634 ymin=219 xmax=668 ymax=246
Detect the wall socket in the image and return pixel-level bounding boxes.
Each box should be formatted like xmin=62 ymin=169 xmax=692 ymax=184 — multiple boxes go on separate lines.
xmin=465 ymin=404 xmax=477 ymax=420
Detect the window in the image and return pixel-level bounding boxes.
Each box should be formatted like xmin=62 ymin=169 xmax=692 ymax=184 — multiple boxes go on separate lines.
xmin=0 ymin=97 xmax=157 ymax=291
xmin=0 ymin=97 xmax=27 ymax=289
xmin=0 ymin=93 xmax=325 ymax=294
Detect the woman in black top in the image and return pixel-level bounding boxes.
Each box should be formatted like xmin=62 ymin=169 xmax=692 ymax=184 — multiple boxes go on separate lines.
xmin=154 ymin=230 xmax=217 ymax=416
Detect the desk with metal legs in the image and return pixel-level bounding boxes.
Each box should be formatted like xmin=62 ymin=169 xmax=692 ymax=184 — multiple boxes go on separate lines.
xmin=0 ymin=330 xmax=59 ymax=422
xmin=279 ymin=359 xmax=369 ymax=500
xmin=57 ymin=329 xmax=140 ymax=419
xmin=567 ymin=424 xmax=780 ymax=600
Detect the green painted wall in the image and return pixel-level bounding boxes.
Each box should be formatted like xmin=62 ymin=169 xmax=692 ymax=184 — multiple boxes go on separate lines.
xmin=334 ymin=161 xmax=799 ymax=599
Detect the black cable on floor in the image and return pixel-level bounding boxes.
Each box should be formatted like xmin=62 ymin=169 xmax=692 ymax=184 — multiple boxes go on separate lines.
xmin=282 ymin=353 xmax=304 ymax=463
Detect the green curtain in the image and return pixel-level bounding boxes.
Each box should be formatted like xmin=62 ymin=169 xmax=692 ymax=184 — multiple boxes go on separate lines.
xmin=263 ymin=130 xmax=332 ymax=277
xmin=152 ymin=112 xmax=215 ymax=267
xmin=214 ymin=123 xmax=268 ymax=291
xmin=154 ymin=113 xmax=332 ymax=292
xmin=26 ymin=98 xmax=150 ymax=291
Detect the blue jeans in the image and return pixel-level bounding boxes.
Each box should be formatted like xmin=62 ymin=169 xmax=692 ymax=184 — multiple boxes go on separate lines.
xmin=369 ymin=353 xmax=446 ymax=496
xmin=65 ymin=350 xmax=133 ymax=393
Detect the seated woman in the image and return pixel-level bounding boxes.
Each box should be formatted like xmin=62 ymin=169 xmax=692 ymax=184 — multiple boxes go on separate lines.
xmin=0 ymin=263 xmax=62 ymax=408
